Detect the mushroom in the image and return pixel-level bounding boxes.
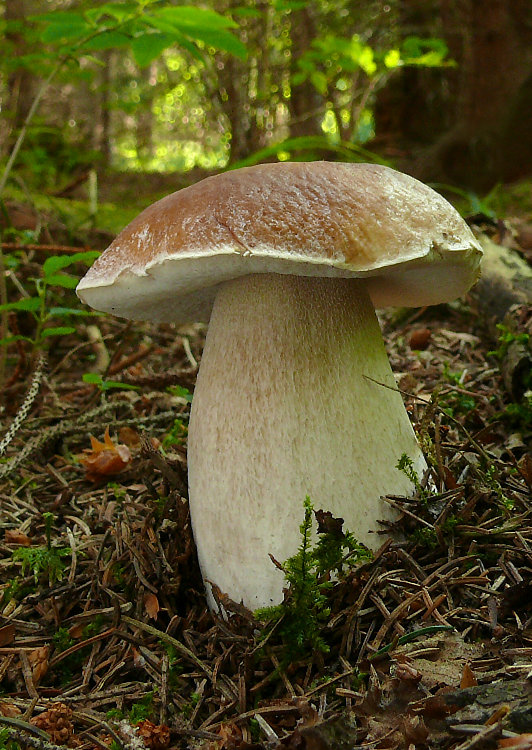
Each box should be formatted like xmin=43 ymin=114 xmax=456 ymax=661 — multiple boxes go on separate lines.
xmin=77 ymin=162 xmax=482 ymax=610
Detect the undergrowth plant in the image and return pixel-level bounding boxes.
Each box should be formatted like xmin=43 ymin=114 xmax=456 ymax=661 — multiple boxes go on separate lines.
xmin=255 ymin=497 xmax=371 ymax=659
xmin=12 ymin=512 xmax=71 ymax=587
xmin=0 ymin=250 xmax=99 ymax=350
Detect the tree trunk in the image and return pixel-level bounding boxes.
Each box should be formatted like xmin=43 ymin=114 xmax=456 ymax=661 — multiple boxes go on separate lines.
xmin=3 ymin=0 xmax=36 ymax=153
xmin=414 ymin=0 xmax=532 ymax=189
xmin=288 ymin=6 xmax=324 ymax=139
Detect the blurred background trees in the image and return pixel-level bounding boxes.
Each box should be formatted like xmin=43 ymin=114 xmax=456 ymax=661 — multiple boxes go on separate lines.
xmin=1 ymin=0 xmax=531 ymax=198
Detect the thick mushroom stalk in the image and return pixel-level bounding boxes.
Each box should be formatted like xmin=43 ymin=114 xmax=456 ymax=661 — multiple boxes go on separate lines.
xmin=188 ymin=272 xmax=426 ymax=610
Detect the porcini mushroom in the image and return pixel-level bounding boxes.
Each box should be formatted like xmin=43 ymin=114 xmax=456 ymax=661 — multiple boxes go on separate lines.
xmin=77 ymin=162 xmax=482 ymax=609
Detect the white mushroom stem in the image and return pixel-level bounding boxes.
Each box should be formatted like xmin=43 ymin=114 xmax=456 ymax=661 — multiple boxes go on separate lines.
xmin=187 ymin=273 xmax=426 ymax=610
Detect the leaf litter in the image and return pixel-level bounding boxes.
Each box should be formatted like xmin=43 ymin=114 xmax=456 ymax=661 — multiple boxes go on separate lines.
xmin=0 ymin=222 xmax=531 ymax=750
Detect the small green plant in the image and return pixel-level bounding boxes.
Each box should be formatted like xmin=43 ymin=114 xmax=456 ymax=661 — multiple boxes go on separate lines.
xmin=0 ymin=251 xmax=99 ymax=350
xmin=12 ymin=512 xmax=71 ymax=586
xmin=82 ymin=373 xmax=140 ymax=392
xmin=488 ymin=323 xmax=531 ymax=361
xmin=167 ymin=384 xmax=193 ymax=403
xmin=107 ymin=692 xmax=155 ymax=724
xmin=396 ymin=453 xmax=432 ymax=505
xmin=255 ymin=497 xmax=370 ymax=659
xmin=162 ymin=418 xmax=188 ymax=450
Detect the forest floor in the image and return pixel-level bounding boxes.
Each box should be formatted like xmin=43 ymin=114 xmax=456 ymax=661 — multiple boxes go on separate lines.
xmin=0 ymin=174 xmax=531 ymax=750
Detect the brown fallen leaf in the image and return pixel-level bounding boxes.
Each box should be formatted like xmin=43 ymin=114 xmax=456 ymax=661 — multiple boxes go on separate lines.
xmin=4 ymin=529 xmax=31 ymax=546
xmin=0 ymin=702 xmax=21 ymax=717
xmin=144 ymin=592 xmax=160 ymax=620
xmin=0 ymin=625 xmax=15 ymax=647
xmin=460 ymin=662 xmax=478 ymax=688
xmin=28 ymin=646 xmax=50 ymax=685
xmin=79 ymin=427 xmax=131 ymax=481
xmin=499 ymin=735 xmax=532 ymax=749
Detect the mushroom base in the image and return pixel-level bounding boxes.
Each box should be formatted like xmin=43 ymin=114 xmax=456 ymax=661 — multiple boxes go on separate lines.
xmin=187 ymin=273 xmax=426 ymax=610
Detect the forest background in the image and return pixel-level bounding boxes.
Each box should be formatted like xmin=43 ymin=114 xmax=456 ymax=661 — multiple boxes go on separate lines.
xmin=3 ymin=0 xmax=532 ymax=214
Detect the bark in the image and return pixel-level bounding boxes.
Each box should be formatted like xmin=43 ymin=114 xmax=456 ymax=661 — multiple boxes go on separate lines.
xmin=287 ymin=6 xmax=324 ymax=139
xmin=375 ymin=0 xmax=532 ymax=189
xmin=416 ymin=0 xmax=532 ymax=188
xmin=3 ymin=0 xmax=36 ymax=153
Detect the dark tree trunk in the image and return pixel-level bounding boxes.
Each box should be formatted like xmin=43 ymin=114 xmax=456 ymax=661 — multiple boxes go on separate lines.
xmin=288 ymin=6 xmax=324 ymax=139
xmin=3 ymin=0 xmax=36 ymax=152
xmin=374 ymin=0 xmax=532 ymax=189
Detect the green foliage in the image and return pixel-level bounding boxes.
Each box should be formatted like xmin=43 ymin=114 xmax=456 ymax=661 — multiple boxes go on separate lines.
xmin=489 ymin=323 xmax=531 ymax=362
xmin=293 ymin=33 xmax=451 ymax=143
xmin=11 ymin=512 xmax=71 ymax=586
xmin=12 ymin=544 xmax=71 ymax=586
xmin=255 ymin=497 xmax=371 ymax=659
xmin=166 ymin=384 xmax=193 ymax=403
xmin=396 ymin=453 xmax=430 ymax=503
xmin=82 ymin=373 xmax=140 ymax=392
xmin=0 ymin=250 xmax=99 ymax=350
xmin=162 ymin=418 xmax=188 ymax=450
xmin=439 ymin=365 xmax=477 ymax=417
xmin=107 ymin=691 xmax=155 ymax=724
xmin=30 ymin=2 xmax=246 ymax=68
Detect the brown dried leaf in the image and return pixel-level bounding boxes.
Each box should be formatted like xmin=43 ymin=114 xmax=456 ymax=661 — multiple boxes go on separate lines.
xmin=0 ymin=625 xmax=15 ymax=647
xmin=4 ymin=529 xmax=31 ymax=546
xmin=518 ymin=453 xmax=532 ymax=485
xmin=144 ymin=592 xmax=160 ymax=620
xmin=499 ymin=735 xmax=532 ymax=749
xmin=460 ymin=662 xmax=478 ymax=688
xmin=0 ymin=702 xmax=21 ymax=717
xmin=28 ymin=646 xmax=49 ymax=685
xmin=401 ymin=715 xmax=429 ymax=746
xmin=314 ymin=509 xmax=344 ymax=537
xmin=118 ymin=426 xmax=141 ymax=449
xmin=79 ymin=427 xmax=131 ymax=481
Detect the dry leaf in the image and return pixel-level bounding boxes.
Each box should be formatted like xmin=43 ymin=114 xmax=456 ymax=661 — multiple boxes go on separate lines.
xmin=0 ymin=625 xmax=15 ymax=647
xmin=4 ymin=529 xmax=31 ymax=546
xmin=79 ymin=427 xmax=131 ymax=481
xmin=118 ymin=426 xmax=141 ymax=449
xmin=144 ymin=592 xmax=160 ymax=620
xmin=0 ymin=702 xmax=21 ymax=717
xmin=28 ymin=645 xmax=50 ymax=685
xmin=460 ymin=662 xmax=477 ymax=688
xmin=499 ymin=735 xmax=532 ymax=749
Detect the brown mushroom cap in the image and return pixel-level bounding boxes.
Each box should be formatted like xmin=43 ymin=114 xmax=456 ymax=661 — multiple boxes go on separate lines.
xmin=77 ymin=162 xmax=482 ymax=323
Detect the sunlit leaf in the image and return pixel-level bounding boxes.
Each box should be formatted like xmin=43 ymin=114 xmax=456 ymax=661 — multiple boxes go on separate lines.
xmin=384 ymin=49 xmax=402 ymax=69
xmin=85 ymin=2 xmax=138 ymax=23
xmin=82 ymin=31 xmax=131 ymax=51
xmin=310 ymin=70 xmax=328 ymax=95
xmin=131 ymin=32 xmax=175 ymax=67
xmin=154 ymin=6 xmax=238 ymax=31
xmin=358 ymin=46 xmax=377 ymax=75
xmin=182 ymin=27 xmax=247 ymax=59
xmin=142 ymin=17 xmax=205 ymax=60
